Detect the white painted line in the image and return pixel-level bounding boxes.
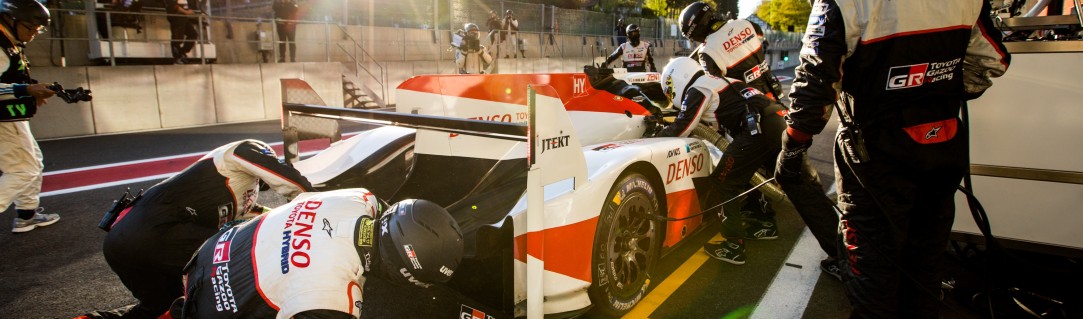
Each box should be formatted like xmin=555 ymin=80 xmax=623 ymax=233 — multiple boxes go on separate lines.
xmin=40 ymin=150 xmax=322 ymax=198
xmin=40 ymin=174 xmax=177 ymax=197
xmin=42 ymin=152 xmax=208 ymax=176
xmin=750 ymin=228 xmax=827 ymax=319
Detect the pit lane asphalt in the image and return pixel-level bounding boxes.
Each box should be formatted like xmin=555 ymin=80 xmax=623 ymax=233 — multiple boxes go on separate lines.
xmin=0 ymin=73 xmax=986 ymax=319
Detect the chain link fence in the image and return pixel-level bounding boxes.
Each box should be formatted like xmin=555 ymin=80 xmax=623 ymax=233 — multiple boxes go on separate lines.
xmin=212 ymin=0 xmax=666 ymax=37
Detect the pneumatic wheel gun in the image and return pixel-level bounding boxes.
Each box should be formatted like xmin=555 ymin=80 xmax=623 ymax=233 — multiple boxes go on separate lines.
xmin=46 ymin=82 xmax=93 ymax=104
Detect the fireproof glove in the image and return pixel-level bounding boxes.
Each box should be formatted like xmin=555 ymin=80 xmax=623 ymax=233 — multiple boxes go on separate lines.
xmin=642 ymin=115 xmax=665 ymax=138
xmin=775 ymin=131 xmax=812 ymax=184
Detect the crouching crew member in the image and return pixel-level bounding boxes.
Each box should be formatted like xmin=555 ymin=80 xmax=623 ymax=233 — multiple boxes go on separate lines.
xmin=176 ymin=189 xmax=464 ymax=318
xmin=82 ymin=140 xmax=315 ymax=319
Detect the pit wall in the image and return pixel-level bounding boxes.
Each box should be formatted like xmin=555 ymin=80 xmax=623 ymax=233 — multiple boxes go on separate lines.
xmin=28 ymin=58 xmax=603 ymax=140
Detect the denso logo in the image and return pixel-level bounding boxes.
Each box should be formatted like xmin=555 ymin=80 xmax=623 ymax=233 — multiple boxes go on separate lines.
xmin=886 ymin=64 xmax=928 ymax=90
xmin=451 ymin=112 xmax=527 ymax=137
xmin=666 ymin=153 xmax=705 ymax=184
xmin=722 ymin=27 xmax=755 ymax=51
xmin=280 ymin=200 xmax=322 ymax=274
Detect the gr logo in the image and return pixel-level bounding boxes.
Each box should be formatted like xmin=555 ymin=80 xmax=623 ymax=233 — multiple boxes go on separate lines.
xmin=886 ymin=63 xmax=928 ymax=90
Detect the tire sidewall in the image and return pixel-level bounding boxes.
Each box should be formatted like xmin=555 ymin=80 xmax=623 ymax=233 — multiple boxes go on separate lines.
xmin=589 ymin=172 xmax=661 ymax=316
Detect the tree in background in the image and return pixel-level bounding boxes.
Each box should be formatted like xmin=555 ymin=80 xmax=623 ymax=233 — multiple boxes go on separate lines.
xmin=647 ymin=0 xmax=735 ymax=19
xmin=755 ymin=0 xmax=811 ymax=32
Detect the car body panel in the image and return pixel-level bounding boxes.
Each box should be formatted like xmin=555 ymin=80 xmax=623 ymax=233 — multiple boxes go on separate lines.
xmin=287 ymin=73 xmax=720 ymax=316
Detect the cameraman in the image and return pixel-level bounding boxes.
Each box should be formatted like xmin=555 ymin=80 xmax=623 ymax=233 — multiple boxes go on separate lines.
xmin=0 ymin=0 xmax=58 ymax=233
xmin=81 ymin=140 xmax=315 ymax=318
xmin=452 ymin=23 xmax=493 ymax=74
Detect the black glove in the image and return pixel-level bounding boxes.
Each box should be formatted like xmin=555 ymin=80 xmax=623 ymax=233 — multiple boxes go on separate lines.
xmin=775 ymin=132 xmax=812 ymax=184
xmin=642 ymin=115 xmax=664 ymax=138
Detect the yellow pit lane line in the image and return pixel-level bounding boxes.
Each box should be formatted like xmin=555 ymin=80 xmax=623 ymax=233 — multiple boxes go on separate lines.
xmin=622 ymin=234 xmax=724 ymax=318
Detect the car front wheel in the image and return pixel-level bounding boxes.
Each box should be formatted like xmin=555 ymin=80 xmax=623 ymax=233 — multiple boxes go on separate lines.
xmin=588 ymin=171 xmax=663 ymax=317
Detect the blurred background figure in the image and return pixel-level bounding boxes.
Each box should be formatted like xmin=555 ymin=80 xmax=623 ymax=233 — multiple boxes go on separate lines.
xmin=451 ymin=23 xmax=494 ymax=74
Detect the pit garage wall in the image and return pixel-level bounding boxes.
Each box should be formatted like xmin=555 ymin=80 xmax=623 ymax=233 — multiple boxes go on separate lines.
xmin=29 ymin=62 xmax=344 ymax=140
xmin=28 ymin=57 xmax=618 ymax=140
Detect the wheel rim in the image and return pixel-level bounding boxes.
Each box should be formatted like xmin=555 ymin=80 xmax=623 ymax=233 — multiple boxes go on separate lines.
xmin=606 ymin=190 xmax=659 ymax=293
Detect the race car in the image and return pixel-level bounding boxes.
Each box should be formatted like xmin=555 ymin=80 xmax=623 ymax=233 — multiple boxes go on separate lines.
xmin=278 ymin=69 xmax=777 ymax=317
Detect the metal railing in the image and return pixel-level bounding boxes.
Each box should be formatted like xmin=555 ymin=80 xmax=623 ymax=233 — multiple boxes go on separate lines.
xmin=335 ymin=24 xmax=388 ymax=107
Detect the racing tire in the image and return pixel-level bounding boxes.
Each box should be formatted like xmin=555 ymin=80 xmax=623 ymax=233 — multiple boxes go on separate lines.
xmin=588 ymin=171 xmax=663 ymax=317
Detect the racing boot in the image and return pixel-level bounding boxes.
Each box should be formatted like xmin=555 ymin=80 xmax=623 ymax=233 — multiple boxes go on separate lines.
xmin=744 ymin=217 xmax=779 ymax=240
xmin=820 ymin=257 xmax=843 ymax=281
xmin=741 ymin=191 xmax=778 ymax=240
xmin=704 ymin=239 xmax=746 ymax=265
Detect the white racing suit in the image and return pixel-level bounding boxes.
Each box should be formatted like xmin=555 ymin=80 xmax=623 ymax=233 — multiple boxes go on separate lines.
xmin=98 ymin=140 xmax=315 ymax=318
xmin=0 ymin=28 xmax=43 ymax=213
xmin=698 ymin=19 xmax=781 ymax=100
xmin=180 ymin=188 xmax=381 ymax=319
xmin=785 ymin=1 xmax=1010 ymax=317
xmin=604 ymin=40 xmax=656 ymax=72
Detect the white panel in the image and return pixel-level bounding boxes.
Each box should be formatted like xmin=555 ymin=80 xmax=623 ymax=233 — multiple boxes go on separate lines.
xmin=212 ymin=64 xmax=266 ymax=122
xmin=88 ymin=65 xmax=162 ymax=134
xmin=29 ymin=67 xmax=95 ymax=139
xmin=967 ymin=52 xmax=1083 ymax=172
xmin=954 ymin=176 xmax=1083 ymax=250
xmin=156 ymin=64 xmax=216 ymax=128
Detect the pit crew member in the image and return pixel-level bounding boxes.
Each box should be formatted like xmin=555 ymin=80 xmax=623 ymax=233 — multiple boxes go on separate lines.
xmin=657 ymin=57 xmax=840 ymax=273
xmin=603 ymin=24 xmax=656 ymax=72
xmin=678 ymin=1 xmax=783 ymax=100
xmin=678 ymin=1 xmax=800 ymax=246
xmin=176 ymin=189 xmax=464 ymax=318
xmin=779 ymin=0 xmax=1010 ymax=317
xmin=83 ymin=140 xmax=315 ymax=318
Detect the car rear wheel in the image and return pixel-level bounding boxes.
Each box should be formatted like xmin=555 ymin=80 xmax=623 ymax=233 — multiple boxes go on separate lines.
xmin=588 ymin=172 xmax=663 ymax=317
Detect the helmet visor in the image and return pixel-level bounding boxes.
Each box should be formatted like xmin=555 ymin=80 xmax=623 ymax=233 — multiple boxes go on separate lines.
xmin=19 ymin=21 xmax=46 ymax=34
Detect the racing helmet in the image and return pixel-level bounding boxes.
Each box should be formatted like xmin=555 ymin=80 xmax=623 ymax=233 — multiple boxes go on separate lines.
xmin=376 ymin=199 xmax=463 ymax=287
xmin=0 ymin=0 xmax=50 ymax=36
xmin=626 ymin=24 xmax=641 ymax=46
xmin=661 ymin=57 xmax=705 ymax=107
xmin=678 ymin=1 xmax=717 ymax=43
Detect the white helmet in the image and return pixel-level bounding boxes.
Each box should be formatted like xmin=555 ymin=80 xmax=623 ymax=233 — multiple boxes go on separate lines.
xmin=661 ymin=57 xmax=704 ymax=107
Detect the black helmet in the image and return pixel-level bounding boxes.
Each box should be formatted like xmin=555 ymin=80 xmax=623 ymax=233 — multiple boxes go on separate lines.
xmin=626 ymin=24 xmax=641 ymax=46
xmin=376 ymin=199 xmax=463 ymax=287
xmin=0 ymin=0 xmax=50 ymax=33
xmin=679 ymin=1 xmax=716 ymax=42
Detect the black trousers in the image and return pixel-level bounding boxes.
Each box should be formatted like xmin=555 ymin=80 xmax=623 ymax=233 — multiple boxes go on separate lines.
xmin=101 ymin=205 xmax=217 ymax=318
xmin=835 ymin=118 xmax=966 ymax=318
xmin=168 ymin=17 xmax=198 ymax=59
xmin=710 ymin=103 xmax=839 ymax=256
xmin=276 ymin=22 xmax=297 ymax=62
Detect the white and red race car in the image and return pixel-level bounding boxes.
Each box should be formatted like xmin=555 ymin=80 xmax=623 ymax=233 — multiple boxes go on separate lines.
xmin=279 ymin=69 xmax=767 ymax=317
